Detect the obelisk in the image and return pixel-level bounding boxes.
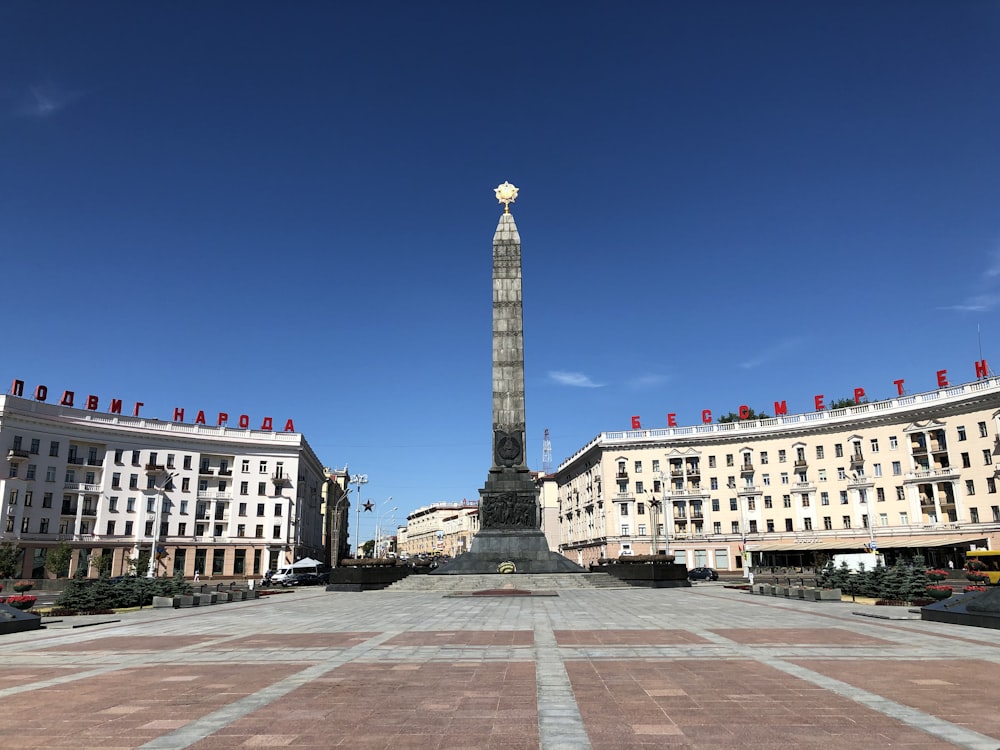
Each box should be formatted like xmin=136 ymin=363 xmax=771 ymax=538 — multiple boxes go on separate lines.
xmin=434 ymin=183 xmax=583 ymax=574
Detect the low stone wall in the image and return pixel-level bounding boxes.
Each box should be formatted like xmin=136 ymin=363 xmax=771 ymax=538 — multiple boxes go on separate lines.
xmin=154 ymin=588 xmax=259 ymax=609
xmin=750 ymin=583 xmax=841 ymax=601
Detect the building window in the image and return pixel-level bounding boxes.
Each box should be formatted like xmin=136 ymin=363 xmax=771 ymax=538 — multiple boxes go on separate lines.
xmin=49 ymin=441 xmax=59 ymax=457
xmin=258 ymin=482 xmax=267 ymax=496
xmin=816 ymin=446 xmax=824 ymax=459
xmin=726 ymin=454 xmax=734 ymax=467
xmin=762 ymin=474 xmax=771 ymax=486
xmin=820 ymin=492 xmax=829 ymax=506
xmin=131 ymin=450 xmax=140 ymax=465
xmin=259 ymin=461 xmax=268 ymax=474
xmin=957 ymin=426 xmax=967 ymax=441
xmin=818 ymin=469 xmax=827 ymax=482
xmin=834 ymin=443 xmax=843 ymax=458
xmin=879 ymin=513 xmax=888 ymax=527
xmin=763 ymin=496 xmax=773 ymax=509
xmin=274 ymin=503 xmax=282 ymax=517
xmin=876 ymin=488 xmax=885 ymax=502
xmin=843 ymin=516 xmax=852 ymax=529
xmin=255 ymin=524 xmax=264 ymax=538
xmin=783 ymin=495 xmax=791 ymax=508
xmin=892 ymin=461 xmax=901 ymax=476
xmin=961 ymin=452 xmax=971 ymax=468
xmin=823 ymin=516 xmax=832 ymax=530
xmin=634 ymin=461 xmax=642 ymax=473
xmin=178 ymin=522 xmax=186 ymax=535
xmin=45 ymin=466 xmax=55 ymax=482
xmin=801 ymin=494 xmax=810 ymax=508
xmin=899 ymin=511 xmax=908 ymax=525
xmin=637 ymin=524 xmax=646 ymax=535
xmin=966 ymin=480 xmax=976 ymax=496
xmin=780 ymin=473 xmax=789 ymax=485
xmin=989 ymin=477 xmax=997 ymax=494
xmin=635 ymin=481 xmax=644 ymax=494
xmin=182 ymin=477 xmax=190 ymax=492
xmin=708 ymin=455 xmax=716 ymax=468
xmin=242 ymin=460 xmax=250 ymax=473
xmin=840 ymin=491 xmax=848 ymax=504
xmin=896 ymin=486 xmax=905 ymax=500
xmin=29 ymin=438 xmax=39 ymax=454
xmin=257 ymin=503 xmax=265 ymax=516
xmin=636 ymin=502 xmax=645 ymax=515
xmin=129 ymin=474 xmax=138 ymax=489
xmin=710 ymin=477 xmax=718 ymax=490
xmin=889 ymin=435 xmax=898 ymax=449
xmin=125 ymin=520 xmax=133 ymax=535
xmin=759 ymin=451 xmax=768 ymax=464
xmin=729 ymin=498 xmax=737 ymax=511
xmin=979 ymin=421 xmax=988 ymax=438
xmin=873 ymin=463 xmax=882 ymax=477
xmin=619 ymin=503 xmax=629 ymax=516
xmin=785 ymin=518 xmax=793 ymax=531
xmin=766 ymin=520 xmax=774 ymax=532
xmin=237 ymin=524 xmax=246 ymax=537
xmin=731 ymin=521 xmax=740 ymax=533
xmin=970 ymin=507 xmax=980 ymax=523
xmin=778 ymin=450 xmax=786 ymax=463
xmin=747 ymin=499 xmax=756 ymax=511
xmin=984 ymin=449 xmax=993 ymax=466
xmin=184 ymin=455 xmax=192 ymax=470
xmin=870 ymin=439 xmax=879 ymax=453
xmin=127 ymin=497 xmax=136 ymax=512
xmin=749 ymin=520 xmax=758 ymax=533
xmin=240 ymin=481 xmax=249 ymax=495
xmin=803 ymin=518 xmax=813 ymax=531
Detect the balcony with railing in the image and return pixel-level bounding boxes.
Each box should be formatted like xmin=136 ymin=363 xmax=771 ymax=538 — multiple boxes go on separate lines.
xmin=740 ymin=462 xmax=754 ymax=475
xmin=197 ymin=490 xmax=232 ymax=500
xmin=7 ymin=448 xmax=29 ymax=462
xmin=271 ymin=474 xmax=291 ymax=486
xmin=850 ymin=452 xmax=864 ymax=466
xmin=63 ymin=482 xmax=102 ymax=493
xmin=145 ymin=463 xmax=166 ymax=473
xmin=199 ymin=466 xmax=215 ymax=475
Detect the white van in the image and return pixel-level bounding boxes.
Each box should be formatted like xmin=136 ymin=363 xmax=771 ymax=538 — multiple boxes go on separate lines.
xmin=269 ymin=567 xmax=295 ymax=584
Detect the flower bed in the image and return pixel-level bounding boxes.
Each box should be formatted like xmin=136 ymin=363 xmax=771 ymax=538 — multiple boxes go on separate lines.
xmin=963 ymin=585 xmax=988 ymax=593
xmin=12 ymin=580 xmax=34 ymax=593
xmin=966 ymin=572 xmax=990 ymax=584
xmin=925 ymin=569 xmax=949 ymax=582
xmin=1 ymin=595 xmax=37 ymax=610
xmin=924 ymin=585 xmax=954 ymax=601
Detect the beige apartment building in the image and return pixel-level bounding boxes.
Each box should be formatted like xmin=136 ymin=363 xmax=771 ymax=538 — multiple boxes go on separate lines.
xmin=398 ymin=501 xmax=480 ymax=557
xmin=552 ymin=376 xmax=1000 ymax=572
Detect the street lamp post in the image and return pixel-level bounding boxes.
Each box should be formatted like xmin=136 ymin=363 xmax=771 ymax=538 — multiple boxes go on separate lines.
xmin=350 ymin=473 xmax=368 ymax=558
xmin=654 ymin=472 xmax=670 ymax=556
xmin=375 ymin=502 xmax=397 ymax=558
xmin=144 ymin=467 xmax=177 ymax=579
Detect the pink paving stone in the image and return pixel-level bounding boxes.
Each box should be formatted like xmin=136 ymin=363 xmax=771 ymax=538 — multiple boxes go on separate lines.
xmin=30 ymin=635 xmax=219 ymax=652
xmin=188 ymin=661 xmax=538 ymax=750
xmin=381 ymin=630 xmax=534 ymax=646
xmin=565 ymin=659 xmax=955 ymax=750
xmin=211 ymin=632 xmax=379 ymax=649
xmin=2 ymin=663 xmax=302 ymax=749
xmin=0 ymin=667 xmax=78 ymax=687
xmin=792 ymin=658 xmax=1000 ymax=740
xmin=554 ymin=629 xmax=712 ymax=646
xmin=710 ymin=627 xmax=894 ymax=645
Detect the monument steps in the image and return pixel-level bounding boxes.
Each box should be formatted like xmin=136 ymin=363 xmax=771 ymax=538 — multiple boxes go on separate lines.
xmin=384 ymin=572 xmax=625 ymax=592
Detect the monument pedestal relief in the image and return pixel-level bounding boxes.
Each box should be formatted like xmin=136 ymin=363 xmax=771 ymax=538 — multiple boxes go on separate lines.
xmin=435 ymin=183 xmax=583 ymax=575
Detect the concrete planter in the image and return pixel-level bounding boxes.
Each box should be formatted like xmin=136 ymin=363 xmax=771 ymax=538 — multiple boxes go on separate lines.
xmin=789 ymin=587 xmax=806 ymax=599
xmin=773 ymin=586 xmax=787 ymax=597
xmin=325 ymin=566 xmax=412 ymax=591
xmin=178 ymin=595 xmax=195 ymax=608
xmin=152 ymin=596 xmax=178 ymax=608
xmin=602 ymin=563 xmax=691 ymax=589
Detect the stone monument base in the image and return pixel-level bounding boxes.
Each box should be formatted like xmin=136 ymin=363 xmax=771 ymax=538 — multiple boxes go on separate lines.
xmin=432 ymin=530 xmax=585 ymax=575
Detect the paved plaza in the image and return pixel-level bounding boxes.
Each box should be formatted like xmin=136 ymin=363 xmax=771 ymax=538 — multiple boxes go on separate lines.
xmin=2 ymin=583 xmax=1000 ymax=749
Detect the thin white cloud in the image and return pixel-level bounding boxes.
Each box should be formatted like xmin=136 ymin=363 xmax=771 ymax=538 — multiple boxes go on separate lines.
xmin=739 ymin=336 xmax=804 ymax=370
xmin=627 ymin=373 xmax=669 ymax=389
xmin=549 ymin=370 xmax=604 ymax=388
xmin=15 ymin=83 xmax=83 ymax=119
xmin=939 ymin=293 xmax=1000 ymax=313
xmin=940 ymin=246 xmax=1000 ymax=312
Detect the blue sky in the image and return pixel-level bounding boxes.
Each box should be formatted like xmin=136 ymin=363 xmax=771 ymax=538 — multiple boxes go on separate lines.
xmin=2 ymin=2 xmax=999 ymax=535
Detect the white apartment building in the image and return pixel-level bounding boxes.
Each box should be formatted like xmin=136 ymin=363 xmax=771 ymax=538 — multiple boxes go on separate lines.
xmin=0 ymin=393 xmax=328 ymax=579
xmin=553 ymin=376 xmax=1000 ymax=572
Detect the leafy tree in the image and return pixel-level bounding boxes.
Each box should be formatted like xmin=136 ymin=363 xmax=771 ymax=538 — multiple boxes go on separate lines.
xmin=717 ymin=408 xmax=771 ymax=423
xmin=89 ymin=553 xmax=114 ymax=577
xmin=45 ymin=542 xmax=74 ymax=578
xmin=0 ymin=541 xmax=22 ymax=578
xmin=361 ymin=540 xmax=375 ymax=557
xmin=828 ymin=397 xmax=869 ymax=410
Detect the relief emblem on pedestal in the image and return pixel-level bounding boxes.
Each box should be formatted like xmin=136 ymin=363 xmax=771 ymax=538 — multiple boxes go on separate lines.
xmin=481 ymin=492 xmax=537 ymax=529
xmin=494 ymin=429 xmax=523 ymax=467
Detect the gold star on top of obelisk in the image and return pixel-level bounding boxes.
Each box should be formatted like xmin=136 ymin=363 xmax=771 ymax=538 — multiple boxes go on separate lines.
xmin=494 ymin=181 xmax=518 ymax=213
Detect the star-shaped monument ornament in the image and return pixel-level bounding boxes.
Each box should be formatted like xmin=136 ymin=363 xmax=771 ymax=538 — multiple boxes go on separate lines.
xmin=494 ymin=181 xmax=518 ymax=213
xmin=363 ymin=500 xmax=374 ymax=512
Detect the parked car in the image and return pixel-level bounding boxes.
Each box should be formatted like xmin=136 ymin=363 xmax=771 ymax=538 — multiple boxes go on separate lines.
xmin=687 ymin=567 xmax=719 ymax=581
xmin=282 ymin=572 xmax=321 ymax=587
